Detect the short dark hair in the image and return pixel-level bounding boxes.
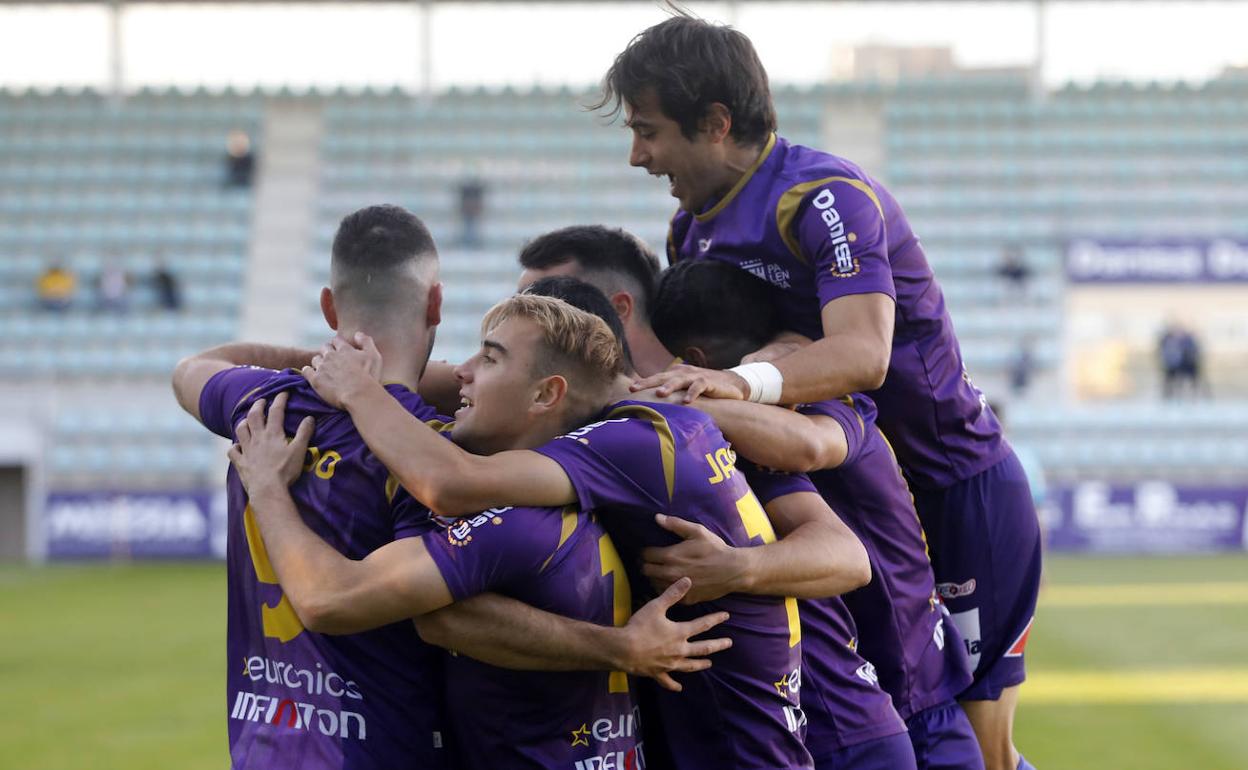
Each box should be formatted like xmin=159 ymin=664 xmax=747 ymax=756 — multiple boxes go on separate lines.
xmin=330 ymin=204 xmax=436 ymax=310
xmin=651 ymin=260 xmax=782 ymax=370
xmin=596 ymin=14 xmax=777 ymax=147
xmin=523 ymin=275 xmax=635 ymax=374
xmin=518 ymin=225 xmax=661 ymax=315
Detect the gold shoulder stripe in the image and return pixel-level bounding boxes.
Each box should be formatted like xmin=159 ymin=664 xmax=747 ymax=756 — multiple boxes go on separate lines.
xmin=539 ymin=506 xmax=580 ymax=573
xmin=231 ymin=385 xmax=267 ymax=422
xmin=606 ymin=404 xmax=677 ymax=502
xmin=695 ymin=133 xmax=777 ymax=223
xmin=775 ymin=175 xmax=886 ymax=264
xmin=423 ymin=418 xmax=455 ymax=434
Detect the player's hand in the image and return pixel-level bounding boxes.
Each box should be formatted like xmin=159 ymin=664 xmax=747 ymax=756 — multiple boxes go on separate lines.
xmin=228 ymin=393 xmax=315 ymax=494
xmin=617 ymin=577 xmax=732 ymax=693
xmin=641 ymin=514 xmax=746 ymax=605
xmin=741 ymin=331 xmax=812 ymax=364
xmin=303 ymin=332 xmax=384 ymax=409
xmin=629 ymin=364 xmax=749 ymax=403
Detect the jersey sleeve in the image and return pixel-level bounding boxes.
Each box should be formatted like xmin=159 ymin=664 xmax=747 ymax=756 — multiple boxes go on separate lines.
xmin=421 ymin=507 xmax=570 ymax=601
xmin=391 ymin=489 xmax=436 ymax=540
xmin=532 ymin=416 xmax=672 ymax=514
xmin=199 ymin=365 xmax=279 ymax=438
xmin=797 ymin=397 xmax=870 ymax=466
xmin=787 ymin=178 xmax=895 ymax=309
xmin=739 ymin=459 xmax=817 ymax=506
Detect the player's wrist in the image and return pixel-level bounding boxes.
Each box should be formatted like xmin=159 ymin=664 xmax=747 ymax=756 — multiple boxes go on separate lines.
xmin=728 ymin=362 xmax=783 ymax=404
xmin=339 ymin=375 xmax=385 ymax=411
xmin=733 ymin=546 xmax=761 ymax=594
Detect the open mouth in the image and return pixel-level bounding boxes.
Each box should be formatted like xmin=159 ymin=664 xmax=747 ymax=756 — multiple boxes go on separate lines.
xmin=455 ymin=394 xmax=474 ymax=418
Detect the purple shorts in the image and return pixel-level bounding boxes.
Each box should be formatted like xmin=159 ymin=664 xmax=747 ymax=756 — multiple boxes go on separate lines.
xmin=905 ymin=700 xmax=985 ymax=770
xmin=813 ymin=731 xmax=917 ymax=770
xmin=911 ymin=451 xmax=1042 ymax=702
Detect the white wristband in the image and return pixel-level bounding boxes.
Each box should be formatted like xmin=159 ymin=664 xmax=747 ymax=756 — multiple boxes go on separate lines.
xmin=729 ymin=362 xmax=784 ymax=404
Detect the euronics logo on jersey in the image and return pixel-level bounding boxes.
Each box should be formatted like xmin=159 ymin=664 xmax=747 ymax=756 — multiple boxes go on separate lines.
xmin=570 ymin=706 xmax=645 ymax=770
xmin=232 ymin=655 xmax=370 ymax=740
xmin=811 ymin=188 xmax=860 ymax=278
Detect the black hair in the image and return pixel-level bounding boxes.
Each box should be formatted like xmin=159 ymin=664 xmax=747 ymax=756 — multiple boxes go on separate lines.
xmin=523 ymin=275 xmax=635 ymax=374
xmin=330 ymin=204 xmax=437 ymax=310
xmin=518 ymin=225 xmax=660 ymax=315
xmin=332 ymin=204 xmax=435 ymax=270
xmin=595 ymin=13 xmax=777 ymax=147
xmin=650 ymin=260 xmax=782 ymax=370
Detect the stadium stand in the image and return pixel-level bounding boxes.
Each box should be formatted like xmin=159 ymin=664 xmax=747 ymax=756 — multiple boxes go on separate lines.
xmin=3 ymin=76 xmax=1246 ymax=491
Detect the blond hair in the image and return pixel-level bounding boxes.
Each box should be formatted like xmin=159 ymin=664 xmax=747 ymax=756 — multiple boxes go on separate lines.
xmin=481 ymin=294 xmax=624 ymax=387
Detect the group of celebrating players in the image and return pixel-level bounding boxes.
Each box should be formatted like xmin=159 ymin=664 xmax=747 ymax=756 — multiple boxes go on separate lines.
xmin=171 ymin=13 xmax=1043 ymax=770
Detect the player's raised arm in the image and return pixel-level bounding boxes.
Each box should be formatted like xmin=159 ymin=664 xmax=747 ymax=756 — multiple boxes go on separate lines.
xmin=304 ymin=333 xmax=577 ymax=515
xmin=641 ymin=483 xmax=869 ymax=604
xmin=415 ymin=580 xmax=732 ymax=692
xmin=172 ymin=341 xmax=317 ymax=422
xmin=229 ymin=394 xmax=455 ymax=633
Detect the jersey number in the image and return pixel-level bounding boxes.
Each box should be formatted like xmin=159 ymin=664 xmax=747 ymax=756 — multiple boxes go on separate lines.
xmin=599 ymin=533 xmax=632 ymax=694
xmin=243 ymin=504 xmax=305 ymax=643
xmin=734 ymin=492 xmax=802 ymax=648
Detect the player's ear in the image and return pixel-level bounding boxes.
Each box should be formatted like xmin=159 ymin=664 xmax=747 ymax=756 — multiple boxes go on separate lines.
xmin=683 ymin=346 xmax=710 ymax=368
xmin=532 ymin=374 xmax=568 ymax=414
xmin=320 ymin=287 xmax=338 ymax=331
xmin=610 ymin=291 xmax=633 ymax=324
xmin=426 ymin=281 xmax=443 ymax=328
xmin=700 ymin=102 xmax=733 ymax=144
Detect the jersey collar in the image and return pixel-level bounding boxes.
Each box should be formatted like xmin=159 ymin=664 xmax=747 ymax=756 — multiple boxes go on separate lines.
xmin=694 ymin=133 xmax=778 ymax=224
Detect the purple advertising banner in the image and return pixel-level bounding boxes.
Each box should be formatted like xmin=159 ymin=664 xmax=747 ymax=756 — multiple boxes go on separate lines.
xmin=1066 ymin=239 xmax=1248 ymax=283
xmin=1040 ymin=482 xmax=1248 ymax=553
xmin=45 ymin=490 xmax=227 ymax=560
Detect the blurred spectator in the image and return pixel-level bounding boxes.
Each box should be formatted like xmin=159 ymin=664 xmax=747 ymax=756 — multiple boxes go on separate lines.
xmin=1009 ymin=338 xmax=1035 ymax=396
xmin=996 ymin=243 xmax=1031 ymax=299
xmin=95 ymin=259 xmax=130 ymax=313
xmin=457 ymin=177 xmax=486 ymax=248
xmin=225 ymin=129 xmax=255 ymax=188
xmin=152 ymin=259 xmax=182 ymax=312
xmin=1159 ymin=321 xmax=1206 ymax=399
xmin=36 ymin=261 xmax=76 ymax=312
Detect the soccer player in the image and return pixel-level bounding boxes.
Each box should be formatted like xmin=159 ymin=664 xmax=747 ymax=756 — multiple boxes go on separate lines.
xmin=171 ymin=205 xmax=453 ymax=769
xmin=305 ymin=293 xmax=874 ymax=770
xmin=605 ymin=16 xmax=1043 ymax=770
xmin=521 ymin=270 xmax=923 ymax=768
xmin=648 ymin=259 xmax=984 ymax=770
xmin=172 ymin=206 xmax=724 ymax=768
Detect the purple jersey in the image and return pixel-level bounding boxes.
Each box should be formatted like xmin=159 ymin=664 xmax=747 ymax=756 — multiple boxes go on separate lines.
xmin=200 ymin=366 xmax=451 ymax=770
xmin=535 ymin=401 xmax=812 ymax=770
xmin=797 ymin=396 xmax=973 ymax=720
xmin=423 ymin=505 xmax=641 ymax=770
xmin=667 ymin=134 xmax=1009 ymax=490
xmin=741 ymin=463 xmax=908 ymax=758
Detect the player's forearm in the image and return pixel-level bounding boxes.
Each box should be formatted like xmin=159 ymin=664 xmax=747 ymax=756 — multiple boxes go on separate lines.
xmin=246 ymin=479 xmax=382 ymax=634
xmin=414 ymin=593 xmax=629 ymax=672
xmin=737 ymin=520 xmax=870 ymax=599
xmin=772 ymin=332 xmax=889 ymax=404
xmin=340 ymin=378 xmax=477 ymax=513
xmin=195 ymin=341 xmax=318 ymax=372
xmin=695 ymin=399 xmax=845 ymax=473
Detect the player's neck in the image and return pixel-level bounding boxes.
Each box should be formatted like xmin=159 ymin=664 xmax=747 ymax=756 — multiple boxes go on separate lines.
xmin=714 ymin=139 xmax=767 ymax=196
xmin=628 ymin=326 xmax=679 ymax=378
xmin=351 ymin=327 xmax=428 ymax=391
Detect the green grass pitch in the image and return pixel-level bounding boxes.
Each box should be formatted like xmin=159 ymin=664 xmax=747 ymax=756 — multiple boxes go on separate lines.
xmin=2 ymin=555 xmax=1246 ymax=769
